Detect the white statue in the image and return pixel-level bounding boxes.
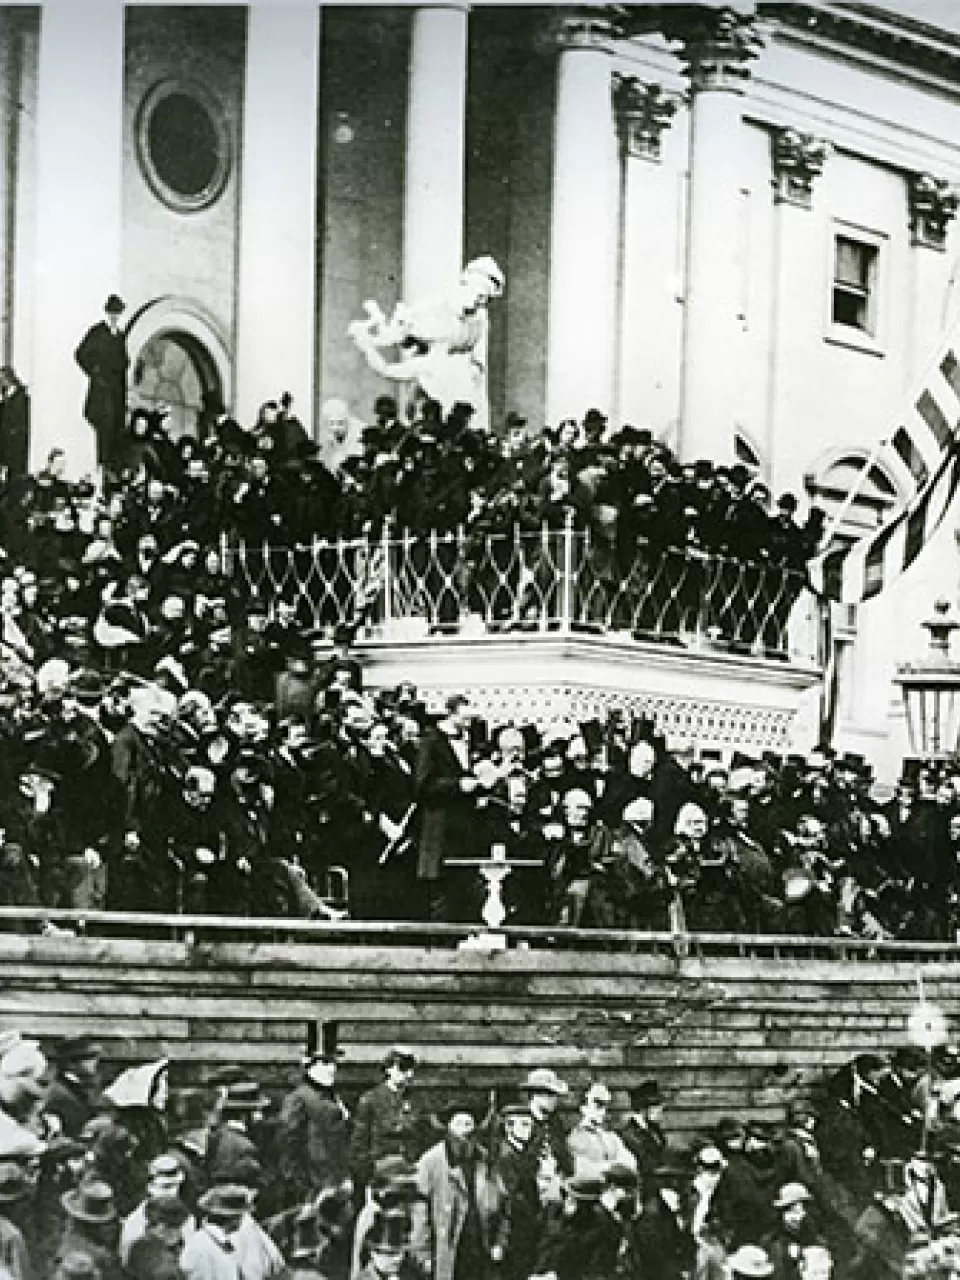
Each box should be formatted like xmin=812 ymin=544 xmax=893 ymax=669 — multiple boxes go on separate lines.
xmin=348 ymin=256 xmax=505 ymax=431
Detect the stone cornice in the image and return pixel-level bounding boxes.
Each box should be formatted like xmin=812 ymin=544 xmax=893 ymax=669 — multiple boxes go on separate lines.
xmin=761 ymin=2 xmax=960 ymax=83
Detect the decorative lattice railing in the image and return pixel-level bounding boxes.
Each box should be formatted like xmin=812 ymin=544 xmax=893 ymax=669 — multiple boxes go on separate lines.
xmin=222 ymin=517 xmax=822 ymax=664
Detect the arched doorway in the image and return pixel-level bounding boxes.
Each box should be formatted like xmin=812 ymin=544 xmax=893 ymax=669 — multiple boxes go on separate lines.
xmin=125 ymin=296 xmax=233 ymax=439
xmin=131 ymin=329 xmax=221 ymax=439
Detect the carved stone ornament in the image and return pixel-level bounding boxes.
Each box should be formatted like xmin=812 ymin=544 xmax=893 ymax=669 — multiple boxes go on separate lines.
xmin=908 ymin=172 xmax=959 ymax=250
xmin=771 ymin=127 xmax=832 ymax=209
xmin=612 ymin=75 xmax=678 ymax=161
xmin=667 ymin=6 xmax=763 ymax=94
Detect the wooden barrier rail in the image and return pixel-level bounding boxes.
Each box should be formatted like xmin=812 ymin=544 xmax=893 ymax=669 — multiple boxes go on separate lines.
xmin=2 ymin=912 xmax=958 ymax=1141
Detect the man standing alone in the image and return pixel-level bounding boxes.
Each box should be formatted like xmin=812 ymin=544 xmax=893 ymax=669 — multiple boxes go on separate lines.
xmin=75 ymin=294 xmax=129 ymax=471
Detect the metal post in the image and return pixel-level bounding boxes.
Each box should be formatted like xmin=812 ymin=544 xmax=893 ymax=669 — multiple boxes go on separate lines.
xmin=382 ymin=517 xmax=394 ymax=634
xmin=560 ymin=509 xmax=576 ymax=632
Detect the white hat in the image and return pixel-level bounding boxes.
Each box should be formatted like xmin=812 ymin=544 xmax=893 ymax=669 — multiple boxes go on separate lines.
xmin=462 ymin=256 xmax=505 ymax=297
xmin=728 ymin=1246 xmax=774 ymax=1278
xmin=103 ymin=1058 xmax=169 ymax=1109
xmin=0 ymin=1112 xmax=45 ymax=1159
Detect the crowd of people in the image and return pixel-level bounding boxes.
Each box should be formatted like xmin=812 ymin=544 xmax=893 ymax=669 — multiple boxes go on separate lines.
xmin=0 ymin=1026 xmax=958 ymax=1280
xmin=0 ymin=388 xmax=944 ymax=937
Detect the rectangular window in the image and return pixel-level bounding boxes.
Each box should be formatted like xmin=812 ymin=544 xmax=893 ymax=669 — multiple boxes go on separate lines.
xmin=831 ymin=235 xmax=878 ymax=334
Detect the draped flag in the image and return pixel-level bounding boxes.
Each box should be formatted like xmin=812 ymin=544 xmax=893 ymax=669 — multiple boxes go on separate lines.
xmin=813 ymin=342 xmax=960 ymax=604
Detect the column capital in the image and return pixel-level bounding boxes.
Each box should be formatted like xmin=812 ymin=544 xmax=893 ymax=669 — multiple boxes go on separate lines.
xmin=771 ymin=127 xmax=832 ymax=209
xmin=535 ymin=10 xmax=620 ymax=57
xmin=908 ymin=172 xmax=959 ymax=250
xmin=680 ymin=7 xmax=762 ymax=92
xmin=612 ymin=75 xmax=678 ymax=161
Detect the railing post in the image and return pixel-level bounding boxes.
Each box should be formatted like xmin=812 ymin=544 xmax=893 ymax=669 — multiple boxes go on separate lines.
xmin=560 ymin=508 xmax=576 ymax=632
xmin=382 ymin=518 xmax=394 ymax=633
xmin=218 ymin=529 xmax=231 ymax=576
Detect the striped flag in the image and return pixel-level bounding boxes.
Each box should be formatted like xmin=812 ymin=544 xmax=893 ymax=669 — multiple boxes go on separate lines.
xmin=813 ymin=344 xmax=960 ymax=604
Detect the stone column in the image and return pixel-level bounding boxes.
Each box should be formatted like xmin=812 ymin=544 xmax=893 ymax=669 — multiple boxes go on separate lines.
xmin=678 ymin=11 xmax=760 ymax=462
xmin=30 ymin=1 xmax=124 ymax=476
xmin=235 ymin=3 xmax=321 ymax=430
xmin=545 ymin=18 xmax=619 ymax=426
xmin=402 ymin=2 xmax=468 ymax=304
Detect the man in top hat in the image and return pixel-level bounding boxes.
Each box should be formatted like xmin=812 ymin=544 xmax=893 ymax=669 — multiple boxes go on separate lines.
xmin=74 ymin=295 xmax=129 ymax=472
xmin=409 ymin=1100 xmax=507 ymax=1280
xmin=620 ymin=1080 xmax=669 ymax=1180
xmin=566 ymin=1082 xmax=637 ymax=1181
xmin=349 ymin=1048 xmax=421 ymax=1200
xmin=45 ymin=1036 xmax=104 ymax=1138
xmin=206 ymin=1082 xmax=270 ymax=1188
xmin=277 ymin=1021 xmax=351 ymax=1202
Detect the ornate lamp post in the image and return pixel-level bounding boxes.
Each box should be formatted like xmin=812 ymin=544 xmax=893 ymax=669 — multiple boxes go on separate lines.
xmin=894 ymin=599 xmax=960 ymax=761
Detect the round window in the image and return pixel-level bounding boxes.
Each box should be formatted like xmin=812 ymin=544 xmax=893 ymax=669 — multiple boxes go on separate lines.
xmin=137 ymin=81 xmax=230 ymax=212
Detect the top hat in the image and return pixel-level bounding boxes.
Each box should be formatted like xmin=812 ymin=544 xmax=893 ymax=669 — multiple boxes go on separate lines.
xmin=197 ymin=1184 xmax=256 ymax=1220
xmin=0 ymin=1162 xmax=28 ymax=1203
xmin=583 ymin=408 xmax=607 ymax=425
xmin=104 ymin=295 xmax=125 ymax=315
xmin=221 ymin=1081 xmax=271 ymax=1114
xmin=520 ymin=1068 xmax=568 ymax=1097
xmin=304 ymin=1020 xmax=342 ymax=1067
xmin=773 ymin=1182 xmax=813 ymax=1210
xmin=630 ymin=1080 xmax=664 ymax=1110
xmin=61 ymin=1181 xmax=117 ymax=1224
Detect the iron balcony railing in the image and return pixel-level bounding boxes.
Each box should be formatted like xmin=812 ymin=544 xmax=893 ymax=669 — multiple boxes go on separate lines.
xmin=222 ymin=514 xmax=822 ymax=665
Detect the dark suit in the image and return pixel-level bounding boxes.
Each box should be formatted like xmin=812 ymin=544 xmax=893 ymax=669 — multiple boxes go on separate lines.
xmin=74 ymin=320 xmax=129 ymax=467
xmin=415 ymin=726 xmax=480 ymax=920
xmin=0 ymin=385 xmax=29 ymax=477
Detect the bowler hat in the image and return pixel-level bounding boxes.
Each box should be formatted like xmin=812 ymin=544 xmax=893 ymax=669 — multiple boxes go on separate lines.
xmin=520 ymin=1068 xmax=568 ymax=1097
xmin=104 ymin=295 xmax=125 ymax=315
xmin=505 ymin=411 xmax=527 ymax=430
xmin=773 ymin=1182 xmax=812 ymax=1210
xmin=220 ymin=1080 xmax=270 ymax=1113
xmin=197 ymin=1184 xmax=255 ymax=1219
xmin=61 ymin=1181 xmax=117 ymax=1224
xmin=604 ymin=1162 xmax=639 ymax=1189
xmin=144 ymin=1194 xmax=190 ymax=1228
